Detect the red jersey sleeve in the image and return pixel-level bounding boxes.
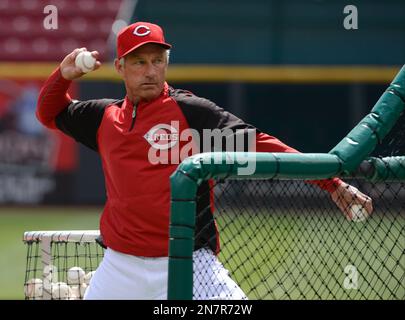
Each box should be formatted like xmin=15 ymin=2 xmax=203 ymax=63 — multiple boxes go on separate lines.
xmin=255 ymin=132 xmax=342 ymax=193
xmin=36 ymin=67 xmax=72 ymax=129
xmin=36 ymin=67 xmax=118 ymax=151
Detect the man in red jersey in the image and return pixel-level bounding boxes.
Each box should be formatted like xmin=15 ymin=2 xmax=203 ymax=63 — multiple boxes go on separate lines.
xmin=36 ymin=22 xmax=373 ymax=299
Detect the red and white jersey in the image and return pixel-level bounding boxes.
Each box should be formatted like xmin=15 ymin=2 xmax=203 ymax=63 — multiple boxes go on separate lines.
xmin=36 ymin=68 xmax=341 ymax=257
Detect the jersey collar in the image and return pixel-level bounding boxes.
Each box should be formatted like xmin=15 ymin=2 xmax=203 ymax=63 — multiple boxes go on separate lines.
xmin=123 ymin=82 xmax=169 ymax=114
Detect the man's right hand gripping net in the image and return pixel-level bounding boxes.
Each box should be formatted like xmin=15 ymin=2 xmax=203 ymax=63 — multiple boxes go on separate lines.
xmin=192 ymin=112 xmax=404 ymax=300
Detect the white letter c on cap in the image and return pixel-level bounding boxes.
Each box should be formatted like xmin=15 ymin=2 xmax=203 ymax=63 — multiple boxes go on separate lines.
xmin=133 ymin=25 xmax=151 ymax=37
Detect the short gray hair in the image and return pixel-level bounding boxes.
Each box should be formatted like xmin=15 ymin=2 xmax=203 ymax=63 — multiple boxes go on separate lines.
xmin=119 ymin=49 xmax=170 ymax=67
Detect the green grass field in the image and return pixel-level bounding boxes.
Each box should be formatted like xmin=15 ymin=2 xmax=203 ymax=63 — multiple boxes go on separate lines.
xmin=0 ymin=207 xmax=101 ymax=300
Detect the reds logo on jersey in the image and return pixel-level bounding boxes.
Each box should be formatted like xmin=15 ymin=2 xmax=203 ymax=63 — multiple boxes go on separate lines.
xmin=143 ymin=123 xmax=179 ymax=150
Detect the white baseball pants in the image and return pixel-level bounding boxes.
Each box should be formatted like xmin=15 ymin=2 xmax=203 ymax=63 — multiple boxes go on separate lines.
xmin=84 ymin=247 xmax=247 ymax=300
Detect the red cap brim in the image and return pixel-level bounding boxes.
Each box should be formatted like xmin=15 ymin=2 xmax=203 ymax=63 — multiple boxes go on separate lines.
xmin=119 ymin=41 xmax=172 ymax=59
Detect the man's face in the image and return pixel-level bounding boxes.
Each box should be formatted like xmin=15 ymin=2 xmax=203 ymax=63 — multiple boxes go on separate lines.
xmin=115 ymin=43 xmax=168 ymax=102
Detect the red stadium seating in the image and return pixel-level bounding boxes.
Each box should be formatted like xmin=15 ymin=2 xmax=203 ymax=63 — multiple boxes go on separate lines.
xmin=0 ymin=0 xmax=123 ymax=61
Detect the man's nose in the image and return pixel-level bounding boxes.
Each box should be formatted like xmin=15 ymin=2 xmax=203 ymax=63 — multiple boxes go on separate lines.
xmin=144 ymin=62 xmax=157 ymax=77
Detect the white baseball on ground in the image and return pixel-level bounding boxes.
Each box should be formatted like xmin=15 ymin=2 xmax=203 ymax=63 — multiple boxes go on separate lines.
xmin=349 ymin=204 xmax=369 ymax=222
xmin=75 ymin=51 xmax=96 ymax=73
xmin=83 ymin=271 xmax=95 ymax=285
xmin=68 ymin=283 xmax=88 ymax=299
xmin=51 ymin=282 xmax=71 ymax=300
xmin=67 ymin=266 xmax=85 ymax=285
xmin=24 ymin=278 xmax=43 ymax=299
xmin=69 ymin=285 xmax=81 ymax=300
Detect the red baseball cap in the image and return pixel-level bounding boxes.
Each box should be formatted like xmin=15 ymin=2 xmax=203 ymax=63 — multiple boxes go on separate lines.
xmin=116 ymin=22 xmax=172 ymax=59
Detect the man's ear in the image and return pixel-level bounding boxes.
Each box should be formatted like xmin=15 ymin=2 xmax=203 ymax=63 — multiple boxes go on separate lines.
xmin=114 ymin=58 xmax=124 ymax=77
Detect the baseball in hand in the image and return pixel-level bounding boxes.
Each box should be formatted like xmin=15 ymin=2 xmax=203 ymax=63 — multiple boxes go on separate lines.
xmin=75 ymin=51 xmax=96 ymax=73
xmin=349 ymin=204 xmax=368 ymax=222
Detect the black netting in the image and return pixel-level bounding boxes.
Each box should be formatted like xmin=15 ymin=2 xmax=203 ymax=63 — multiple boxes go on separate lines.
xmin=23 ymin=237 xmax=104 ymax=300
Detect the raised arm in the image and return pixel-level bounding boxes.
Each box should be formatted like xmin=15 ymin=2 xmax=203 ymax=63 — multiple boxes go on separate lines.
xmin=36 ymin=48 xmax=101 ymax=129
xmin=36 ymin=48 xmax=114 ymax=152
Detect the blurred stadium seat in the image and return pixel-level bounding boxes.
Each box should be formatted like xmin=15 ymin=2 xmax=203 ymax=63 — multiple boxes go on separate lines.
xmin=0 ymin=0 xmax=122 ymax=61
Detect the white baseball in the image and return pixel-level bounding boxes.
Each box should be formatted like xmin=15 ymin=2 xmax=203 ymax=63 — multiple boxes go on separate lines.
xmin=51 ymin=282 xmax=71 ymax=300
xmin=69 ymin=285 xmax=81 ymax=300
xmin=67 ymin=266 xmax=85 ymax=285
xmin=83 ymin=271 xmax=95 ymax=285
xmin=75 ymin=51 xmax=96 ymax=73
xmin=350 ymin=204 xmax=368 ymax=222
xmin=69 ymin=283 xmax=87 ymax=299
xmin=24 ymin=278 xmax=43 ymax=299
